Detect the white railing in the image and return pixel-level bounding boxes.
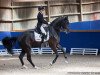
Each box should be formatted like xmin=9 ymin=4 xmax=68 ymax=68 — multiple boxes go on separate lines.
xmin=70 ymin=48 xmax=98 ymax=56
xmin=0 ymin=49 xmax=9 ymax=55
xmin=0 ymin=47 xmax=66 ymax=55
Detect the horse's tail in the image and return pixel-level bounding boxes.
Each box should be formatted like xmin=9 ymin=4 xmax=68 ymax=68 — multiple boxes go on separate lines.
xmin=2 ymin=36 xmax=17 ymax=54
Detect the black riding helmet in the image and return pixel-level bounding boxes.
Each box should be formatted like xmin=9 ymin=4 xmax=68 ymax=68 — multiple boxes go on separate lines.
xmin=38 ymin=6 xmax=44 ymax=11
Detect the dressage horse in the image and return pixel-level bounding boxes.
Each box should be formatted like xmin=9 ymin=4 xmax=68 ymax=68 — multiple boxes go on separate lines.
xmin=2 ymin=16 xmax=69 ymax=69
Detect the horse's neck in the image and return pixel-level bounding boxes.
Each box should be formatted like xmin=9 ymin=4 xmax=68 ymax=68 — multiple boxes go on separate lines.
xmin=49 ymin=26 xmax=60 ymax=38
xmin=49 ymin=17 xmax=62 ymax=38
xmin=55 ymin=30 xmax=60 ymax=36
xmin=52 ymin=24 xmax=61 ymax=43
xmin=53 ymin=25 xmax=61 ymax=35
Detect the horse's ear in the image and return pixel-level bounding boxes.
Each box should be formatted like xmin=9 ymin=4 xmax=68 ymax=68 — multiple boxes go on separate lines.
xmin=64 ymin=16 xmax=68 ymax=20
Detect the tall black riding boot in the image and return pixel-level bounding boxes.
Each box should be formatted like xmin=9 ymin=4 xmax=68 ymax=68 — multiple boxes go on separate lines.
xmin=41 ymin=33 xmax=45 ymax=43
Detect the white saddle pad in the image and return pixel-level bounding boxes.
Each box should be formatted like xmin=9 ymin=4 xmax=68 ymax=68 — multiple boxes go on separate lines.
xmin=34 ymin=31 xmax=49 ymax=42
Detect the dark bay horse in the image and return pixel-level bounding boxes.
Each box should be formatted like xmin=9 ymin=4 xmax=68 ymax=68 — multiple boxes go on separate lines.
xmin=2 ymin=16 xmax=69 ymax=69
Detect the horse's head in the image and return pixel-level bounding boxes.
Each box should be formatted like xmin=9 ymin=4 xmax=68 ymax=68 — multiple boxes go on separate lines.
xmin=51 ymin=16 xmax=69 ymax=34
xmin=60 ymin=16 xmax=69 ymax=33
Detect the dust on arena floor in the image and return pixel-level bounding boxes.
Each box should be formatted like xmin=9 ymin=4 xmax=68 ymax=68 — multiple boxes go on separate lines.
xmin=0 ymin=54 xmax=100 ymax=75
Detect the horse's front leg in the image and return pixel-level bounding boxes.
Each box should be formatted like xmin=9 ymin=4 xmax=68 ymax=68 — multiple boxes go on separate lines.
xmin=48 ymin=39 xmax=59 ymax=65
xmin=50 ymin=49 xmax=59 ymax=66
xmin=57 ymin=44 xmax=68 ymax=63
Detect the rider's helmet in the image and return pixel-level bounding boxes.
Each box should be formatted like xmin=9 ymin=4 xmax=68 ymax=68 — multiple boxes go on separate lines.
xmin=38 ymin=6 xmax=44 ymax=11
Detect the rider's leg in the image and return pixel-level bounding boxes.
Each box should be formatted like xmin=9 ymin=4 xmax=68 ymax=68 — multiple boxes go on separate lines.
xmin=40 ymin=26 xmax=46 ymax=35
xmin=41 ymin=33 xmax=45 ymax=43
xmin=40 ymin=26 xmax=47 ymax=42
xmin=37 ymin=26 xmax=46 ymax=42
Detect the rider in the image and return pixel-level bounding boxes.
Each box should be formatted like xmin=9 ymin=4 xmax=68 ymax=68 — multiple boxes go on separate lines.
xmin=37 ymin=6 xmax=48 ymax=43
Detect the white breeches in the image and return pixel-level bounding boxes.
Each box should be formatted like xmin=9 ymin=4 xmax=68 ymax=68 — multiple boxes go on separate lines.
xmin=40 ymin=26 xmax=46 ymax=35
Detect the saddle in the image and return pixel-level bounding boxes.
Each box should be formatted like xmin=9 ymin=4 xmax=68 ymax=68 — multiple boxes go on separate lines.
xmin=34 ymin=25 xmax=49 ymax=42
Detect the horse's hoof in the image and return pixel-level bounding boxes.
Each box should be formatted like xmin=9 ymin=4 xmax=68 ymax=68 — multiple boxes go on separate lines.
xmin=49 ymin=62 xmax=53 ymax=66
xmin=65 ymin=60 xmax=68 ymax=64
xmin=9 ymin=54 xmax=13 ymax=56
xmin=22 ymin=65 xmax=28 ymax=69
xmin=34 ymin=66 xmax=40 ymax=69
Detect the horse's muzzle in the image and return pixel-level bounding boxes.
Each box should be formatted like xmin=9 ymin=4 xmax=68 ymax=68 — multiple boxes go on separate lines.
xmin=64 ymin=29 xmax=69 ymax=34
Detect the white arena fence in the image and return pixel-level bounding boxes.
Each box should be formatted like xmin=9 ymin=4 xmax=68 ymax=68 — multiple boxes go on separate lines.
xmin=0 ymin=47 xmax=66 ymax=55
xmin=70 ymin=48 xmax=98 ymax=56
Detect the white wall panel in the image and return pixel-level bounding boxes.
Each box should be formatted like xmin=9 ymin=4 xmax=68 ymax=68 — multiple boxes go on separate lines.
xmin=0 ymin=0 xmax=11 ymax=7
xmin=0 ymin=23 xmax=12 ymax=31
xmin=0 ymin=9 xmax=11 ymax=20
xmin=13 ymin=20 xmax=37 ymax=30
xmin=0 ymin=0 xmax=100 ymax=31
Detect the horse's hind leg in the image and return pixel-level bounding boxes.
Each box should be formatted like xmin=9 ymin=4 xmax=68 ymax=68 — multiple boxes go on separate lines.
xmin=57 ymin=44 xmax=68 ymax=63
xmin=19 ymin=50 xmax=26 ymax=68
xmin=27 ymin=50 xmax=35 ymax=67
xmin=26 ymin=47 xmax=39 ymax=69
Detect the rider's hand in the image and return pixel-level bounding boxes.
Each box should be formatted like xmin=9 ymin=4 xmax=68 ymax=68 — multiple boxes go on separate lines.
xmin=48 ymin=22 xmax=51 ymax=24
